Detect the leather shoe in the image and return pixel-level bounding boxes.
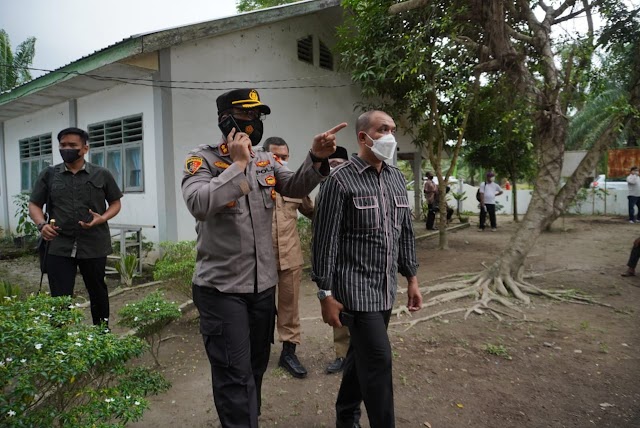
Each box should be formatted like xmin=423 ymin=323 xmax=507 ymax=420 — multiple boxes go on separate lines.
xmin=326 ymin=357 xmax=345 ymax=374
xmin=279 ymin=352 xmax=307 ymax=378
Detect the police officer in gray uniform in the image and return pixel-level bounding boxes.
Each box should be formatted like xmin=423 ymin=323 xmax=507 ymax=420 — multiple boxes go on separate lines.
xmin=181 ymin=88 xmax=346 ymax=428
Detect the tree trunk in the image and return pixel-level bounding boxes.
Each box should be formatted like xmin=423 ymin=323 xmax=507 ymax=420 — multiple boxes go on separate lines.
xmin=512 ymin=180 xmax=519 ymax=222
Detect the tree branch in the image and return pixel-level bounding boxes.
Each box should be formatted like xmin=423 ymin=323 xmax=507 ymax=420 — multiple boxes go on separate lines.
xmin=551 ymin=0 xmax=578 ymax=20
xmin=507 ymin=26 xmax=534 ymax=44
xmin=388 ymin=0 xmax=429 ymax=15
xmin=553 ymin=0 xmax=606 ymax=25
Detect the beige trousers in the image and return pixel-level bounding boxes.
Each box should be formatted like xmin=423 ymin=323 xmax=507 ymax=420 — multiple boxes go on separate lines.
xmin=276 ymin=266 xmax=302 ymax=344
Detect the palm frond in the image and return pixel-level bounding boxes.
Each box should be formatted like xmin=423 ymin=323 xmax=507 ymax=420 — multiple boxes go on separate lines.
xmin=13 ymin=36 xmax=35 ymax=85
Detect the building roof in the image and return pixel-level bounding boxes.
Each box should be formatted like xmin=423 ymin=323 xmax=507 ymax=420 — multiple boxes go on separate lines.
xmin=0 ymin=0 xmax=341 ymax=122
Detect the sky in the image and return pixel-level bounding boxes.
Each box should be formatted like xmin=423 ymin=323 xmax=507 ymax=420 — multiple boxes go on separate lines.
xmin=1 ymin=0 xmax=241 ymax=78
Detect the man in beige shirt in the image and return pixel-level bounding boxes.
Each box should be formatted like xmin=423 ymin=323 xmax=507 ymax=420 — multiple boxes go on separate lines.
xmin=264 ymin=137 xmax=315 ymax=378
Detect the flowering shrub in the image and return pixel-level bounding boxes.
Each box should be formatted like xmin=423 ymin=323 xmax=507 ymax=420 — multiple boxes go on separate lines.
xmin=118 ymin=291 xmax=182 ymax=366
xmin=0 ymin=294 xmax=170 ymax=427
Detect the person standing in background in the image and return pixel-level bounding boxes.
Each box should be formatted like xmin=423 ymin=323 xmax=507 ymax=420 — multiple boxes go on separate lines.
xmin=479 ymin=171 xmax=503 ymax=232
xmin=263 ymin=136 xmax=314 ymax=379
xmin=29 ymin=127 xmax=122 ymax=328
xmin=626 ymin=166 xmax=640 ymax=223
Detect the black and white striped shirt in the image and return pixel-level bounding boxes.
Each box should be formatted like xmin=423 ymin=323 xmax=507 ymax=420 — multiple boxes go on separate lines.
xmin=311 ymin=155 xmax=419 ymax=312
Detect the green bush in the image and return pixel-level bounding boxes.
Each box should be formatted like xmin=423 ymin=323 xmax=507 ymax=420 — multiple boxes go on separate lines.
xmin=118 ymin=291 xmax=182 ymax=367
xmin=115 ymin=253 xmax=139 ymax=287
xmin=12 ymin=192 xmax=38 ymax=238
xmin=0 ymin=294 xmax=170 ymax=427
xmin=153 ymin=241 xmax=196 ymax=297
xmin=0 ymin=281 xmax=21 ymax=305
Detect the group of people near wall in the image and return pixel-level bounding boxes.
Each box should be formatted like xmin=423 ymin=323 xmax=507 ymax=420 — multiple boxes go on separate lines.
xmin=29 ymin=88 xmax=423 ymax=428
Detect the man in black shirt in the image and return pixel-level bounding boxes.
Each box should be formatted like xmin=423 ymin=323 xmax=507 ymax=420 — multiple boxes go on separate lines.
xmin=29 ymin=127 xmax=123 ymax=327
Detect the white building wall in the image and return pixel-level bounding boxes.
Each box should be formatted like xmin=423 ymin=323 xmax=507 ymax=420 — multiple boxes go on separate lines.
xmin=2 ymin=103 xmax=69 ymax=233
xmin=170 ymin=10 xmax=362 ymax=240
xmin=77 ymin=84 xmax=160 ymax=243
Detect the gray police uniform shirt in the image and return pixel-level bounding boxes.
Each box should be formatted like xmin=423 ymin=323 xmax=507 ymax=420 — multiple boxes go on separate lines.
xmin=182 ymin=138 xmax=326 ymax=294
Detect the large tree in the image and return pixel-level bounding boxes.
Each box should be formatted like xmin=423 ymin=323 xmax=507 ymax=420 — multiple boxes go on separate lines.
xmin=339 ymin=0 xmax=640 ymax=317
xmin=0 ymin=30 xmax=35 ymax=92
xmin=337 ymin=0 xmax=480 ymax=249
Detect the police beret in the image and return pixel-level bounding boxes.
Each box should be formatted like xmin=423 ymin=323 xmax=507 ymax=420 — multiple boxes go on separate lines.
xmin=216 ymin=88 xmax=271 ymax=115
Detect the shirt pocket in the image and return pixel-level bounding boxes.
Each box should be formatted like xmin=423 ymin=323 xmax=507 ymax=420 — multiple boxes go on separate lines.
xmin=352 ymin=196 xmax=379 ymax=230
xmin=256 ymin=172 xmax=276 ymax=209
xmin=86 ymin=180 xmax=106 ymax=208
xmin=394 ymin=195 xmax=410 ymax=228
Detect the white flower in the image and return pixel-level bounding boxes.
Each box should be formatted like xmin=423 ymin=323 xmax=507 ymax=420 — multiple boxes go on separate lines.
xmin=7 ymin=410 xmax=16 ymax=417
xmin=55 ymin=351 xmax=67 ymax=356
xmin=75 ymin=342 xmax=82 ymax=347
xmin=5 ymin=357 xmax=12 ymax=362
xmin=35 ymin=344 xmax=43 ymax=350
xmin=20 ymin=359 xmax=27 ymax=363
xmin=3 ymin=296 xmax=11 ymax=301
xmin=0 ymin=361 xmax=5 ymax=367
xmin=87 ymin=335 xmax=94 ymax=341
xmin=134 ymin=317 xmax=139 ymax=322
xmin=126 ymin=395 xmax=131 ymax=399
xmin=104 ymin=398 xmax=114 ymax=403
xmin=134 ymin=401 xmax=140 ymax=406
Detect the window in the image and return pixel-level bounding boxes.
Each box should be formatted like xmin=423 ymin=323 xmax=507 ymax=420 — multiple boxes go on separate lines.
xmin=319 ymin=40 xmax=333 ymax=70
xmin=19 ymin=133 xmax=53 ymax=191
xmin=88 ymin=115 xmax=144 ymax=192
xmin=297 ymin=35 xmax=313 ymax=64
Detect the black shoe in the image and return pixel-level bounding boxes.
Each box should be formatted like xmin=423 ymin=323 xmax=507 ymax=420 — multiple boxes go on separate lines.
xmin=326 ymin=357 xmax=345 ymax=374
xmin=279 ymin=343 xmax=307 ymax=379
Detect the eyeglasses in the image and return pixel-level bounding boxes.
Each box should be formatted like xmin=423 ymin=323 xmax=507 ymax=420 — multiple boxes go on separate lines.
xmin=230 ymin=109 xmax=267 ymax=121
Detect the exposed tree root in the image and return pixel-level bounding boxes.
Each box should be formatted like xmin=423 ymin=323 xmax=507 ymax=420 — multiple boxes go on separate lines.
xmin=393 ymin=268 xmax=615 ymax=330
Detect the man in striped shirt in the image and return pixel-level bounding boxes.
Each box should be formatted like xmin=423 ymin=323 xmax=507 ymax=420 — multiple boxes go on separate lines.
xmin=312 ymin=110 xmax=423 ymax=428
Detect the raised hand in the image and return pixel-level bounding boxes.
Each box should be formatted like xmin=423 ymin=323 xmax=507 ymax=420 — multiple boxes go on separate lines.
xmin=311 ymin=122 xmax=348 ymax=159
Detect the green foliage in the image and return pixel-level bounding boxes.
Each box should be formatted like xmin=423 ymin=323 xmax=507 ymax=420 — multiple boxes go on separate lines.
xmin=0 ymin=30 xmax=36 ymax=92
xmin=153 ymin=241 xmax=196 ymax=297
xmin=0 ymin=280 xmax=21 ymax=305
xmin=483 ymin=343 xmax=511 ymax=360
xmin=463 ymin=78 xmax=536 ymax=185
xmin=12 ymin=192 xmax=38 ymax=238
xmin=115 ymin=253 xmax=139 ymax=287
xmin=236 ymin=0 xmax=297 ymax=12
xmin=297 ymin=217 xmax=312 ymax=266
xmin=0 ymin=294 xmax=170 ymax=427
xmin=118 ymin=291 xmax=181 ymax=367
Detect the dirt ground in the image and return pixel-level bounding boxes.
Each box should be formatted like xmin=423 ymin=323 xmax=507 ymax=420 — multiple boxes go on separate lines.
xmin=2 ymin=215 xmax=640 ymax=427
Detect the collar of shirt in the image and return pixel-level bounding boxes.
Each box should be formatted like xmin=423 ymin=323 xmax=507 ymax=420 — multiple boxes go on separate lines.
xmin=61 ymin=161 xmax=89 ymax=173
xmin=350 ymin=154 xmax=389 ymax=174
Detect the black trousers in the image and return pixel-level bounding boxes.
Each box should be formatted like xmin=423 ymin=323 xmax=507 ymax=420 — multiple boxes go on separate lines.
xmin=627 ymin=244 xmax=640 ymax=269
xmin=479 ymin=203 xmax=497 ymax=229
xmin=192 ymin=284 xmax=275 ymax=428
xmin=336 ymin=309 xmax=394 ymax=428
xmin=46 ymin=254 xmax=109 ymax=326
xmin=426 ymin=203 xmax=438 ymax=230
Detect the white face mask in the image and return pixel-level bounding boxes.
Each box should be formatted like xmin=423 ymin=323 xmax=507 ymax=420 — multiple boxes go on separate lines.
xmin=365 ymin=133 xmax=397 ymax=161
xmin=489 ymin=177 xmax=495 ymax=182
xmin=280 ymin=160 xmax=288 ymax=167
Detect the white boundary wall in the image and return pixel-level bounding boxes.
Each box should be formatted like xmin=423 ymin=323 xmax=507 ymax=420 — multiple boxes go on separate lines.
xmin=408 ymin=184 xmax=631 ymax=217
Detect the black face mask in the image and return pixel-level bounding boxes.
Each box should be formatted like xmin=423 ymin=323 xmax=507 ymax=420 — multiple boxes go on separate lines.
xmin=234 ymin=118 xmax=264 ymax=146
xmin=60 ymin=149 xmax=82 ymax=164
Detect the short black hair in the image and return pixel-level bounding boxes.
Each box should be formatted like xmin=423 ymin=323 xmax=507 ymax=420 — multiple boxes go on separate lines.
xmin=263 ymin=136 xmax=288 ymax=152
xmin=57 ymin=127 xmax=89 ymax=145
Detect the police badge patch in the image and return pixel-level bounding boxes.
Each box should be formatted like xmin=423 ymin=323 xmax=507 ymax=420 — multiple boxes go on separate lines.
xmin=186 ymin=156 xmax=204 ymax=174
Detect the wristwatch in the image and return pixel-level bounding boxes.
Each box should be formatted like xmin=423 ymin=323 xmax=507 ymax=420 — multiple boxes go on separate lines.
xmin=317 ymin=289 xmax=332 ymax=300
xmin=37 ymin=222 xmax=47 ymax=231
